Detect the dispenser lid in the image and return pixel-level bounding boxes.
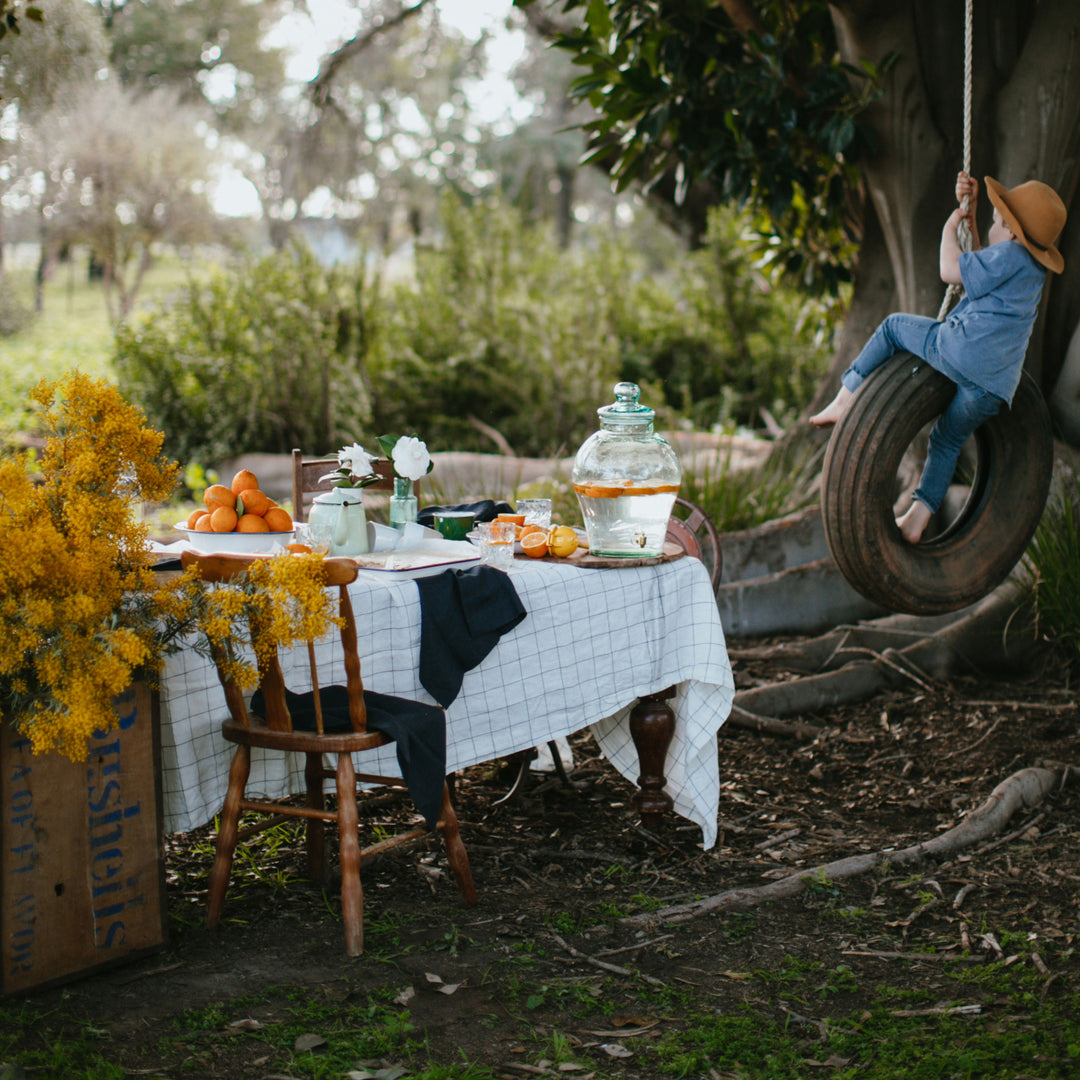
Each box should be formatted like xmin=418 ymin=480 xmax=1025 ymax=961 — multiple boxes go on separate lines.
xmin=597 ymin=382 xmax=654 ymax=428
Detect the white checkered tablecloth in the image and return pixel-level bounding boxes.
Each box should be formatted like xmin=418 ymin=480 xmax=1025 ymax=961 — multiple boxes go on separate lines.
xmin=157 ymin=554 xmax=735 ymax=847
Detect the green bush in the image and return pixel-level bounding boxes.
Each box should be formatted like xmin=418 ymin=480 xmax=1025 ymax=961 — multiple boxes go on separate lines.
xmin=368 ymin=196 xmax=623 ymax=458
xmin=113 ymin=244 xmax=377 ymax=465
xmin=109 ymin=200 xmax=836 ymax=467
xmin=617 ymin=207 xmax=836 ymax=432
xmin=1023 ymin=467 xmax=1080 ymax=665
xmin=0 ymin=283 xmax=35 ymax=338
xmin=368 ymin=198 xmax=833 ymax=457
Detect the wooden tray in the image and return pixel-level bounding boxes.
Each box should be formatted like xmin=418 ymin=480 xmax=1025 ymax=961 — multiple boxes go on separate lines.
xmin=516 ymin=540 xmax=685 ymax=568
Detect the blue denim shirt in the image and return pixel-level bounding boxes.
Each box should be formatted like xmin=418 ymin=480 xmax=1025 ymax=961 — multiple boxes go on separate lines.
xmin=936 ymin=240 xmax=1046 ymax=405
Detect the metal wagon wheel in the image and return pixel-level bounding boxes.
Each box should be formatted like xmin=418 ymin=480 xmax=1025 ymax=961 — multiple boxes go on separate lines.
xmin=820 ymin=354 xmax=1053 ymax=615
xmin=668 ymin=495 xmax=723 ymax=589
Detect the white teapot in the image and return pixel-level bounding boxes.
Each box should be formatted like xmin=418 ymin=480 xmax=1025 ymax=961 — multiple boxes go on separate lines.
xmin=307 ymin=487 xmax=370 ymax=556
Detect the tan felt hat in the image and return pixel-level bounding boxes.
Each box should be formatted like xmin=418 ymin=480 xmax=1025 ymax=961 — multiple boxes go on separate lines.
xmin=985 ymin=176 xmax=1066 ymax=273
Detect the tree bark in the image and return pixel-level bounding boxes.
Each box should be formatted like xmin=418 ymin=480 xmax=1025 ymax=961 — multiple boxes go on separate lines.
xmin=828 ymin=1 xmax=1080 ymax=406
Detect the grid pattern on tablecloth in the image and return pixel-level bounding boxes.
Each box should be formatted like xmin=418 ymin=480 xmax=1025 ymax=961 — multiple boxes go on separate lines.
xmin=158 ymin=555 xmax=734 ymax=846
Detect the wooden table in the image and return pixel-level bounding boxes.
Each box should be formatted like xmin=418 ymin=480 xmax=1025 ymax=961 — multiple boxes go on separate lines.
xmin=156 ymin=553 xmax=735 ymax=848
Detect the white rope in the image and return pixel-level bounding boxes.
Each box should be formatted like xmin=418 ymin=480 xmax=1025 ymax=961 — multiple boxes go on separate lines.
xmin=937 ymin=0 xmax=974 ymax=321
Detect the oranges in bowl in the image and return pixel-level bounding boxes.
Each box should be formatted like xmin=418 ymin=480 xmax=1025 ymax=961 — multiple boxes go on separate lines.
xmin=178 ymin=469 xmax=295 ymax=552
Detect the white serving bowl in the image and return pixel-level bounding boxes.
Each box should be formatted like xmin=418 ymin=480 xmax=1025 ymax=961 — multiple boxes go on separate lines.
xmin=174 ymin=524 xmax=295 ymax=554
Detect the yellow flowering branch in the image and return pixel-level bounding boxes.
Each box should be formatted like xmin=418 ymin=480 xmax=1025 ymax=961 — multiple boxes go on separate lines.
xmin=1 ymin=372 xmax=343 ymax=761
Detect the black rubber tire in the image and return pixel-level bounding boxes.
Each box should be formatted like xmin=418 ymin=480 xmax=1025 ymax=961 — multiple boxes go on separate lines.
xmin=820 ymin=354 xmax=1053 ymax=615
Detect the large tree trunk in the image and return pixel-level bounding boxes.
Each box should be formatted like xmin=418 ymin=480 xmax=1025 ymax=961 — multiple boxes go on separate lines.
xmin=827 ymin=1 xmax=1080 ymax=407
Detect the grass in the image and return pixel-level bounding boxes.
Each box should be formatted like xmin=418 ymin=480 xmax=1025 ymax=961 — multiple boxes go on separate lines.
xmin=681 ymin=433 xmax=824 ymax=533
xmin=0 ymin=251 xmax=213 ymax=437
xmin=2 ymin=883 xmax=1077 ymax=1080
xmin=1023 ymin=466 xmax=1080 ymax=665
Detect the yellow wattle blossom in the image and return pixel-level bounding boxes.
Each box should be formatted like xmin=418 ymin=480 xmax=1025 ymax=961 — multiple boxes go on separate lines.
xmin=3 ymin=372 xmax=343 ymax=761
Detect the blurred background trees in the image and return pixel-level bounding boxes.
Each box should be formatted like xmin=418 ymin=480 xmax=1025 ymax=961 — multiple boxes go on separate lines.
xmin=3 ymin=0 xmax=1079 ymax=465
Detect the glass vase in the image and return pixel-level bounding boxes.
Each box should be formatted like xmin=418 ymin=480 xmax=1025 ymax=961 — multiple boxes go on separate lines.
xmin=389 ymin=476 xmax=418 ymax=531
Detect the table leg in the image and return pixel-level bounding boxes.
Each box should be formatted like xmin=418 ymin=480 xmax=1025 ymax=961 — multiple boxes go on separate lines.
xmin=629 ymin=687 xmax=676 ymax=825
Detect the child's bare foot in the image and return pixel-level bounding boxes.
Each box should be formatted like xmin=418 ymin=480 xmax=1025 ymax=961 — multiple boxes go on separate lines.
xmin=809 ymin=386 xmax=854 ymax=427
xmin=896 ymin=500 xmax=932 ymax=544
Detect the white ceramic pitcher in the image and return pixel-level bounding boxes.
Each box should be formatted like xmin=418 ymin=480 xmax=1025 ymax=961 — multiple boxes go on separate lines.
xmin=307 ymin=488 xmax=370 ymax=556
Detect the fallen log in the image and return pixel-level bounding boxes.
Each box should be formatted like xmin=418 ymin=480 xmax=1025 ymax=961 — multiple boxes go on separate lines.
xmin=623 ymin=764 xmax=1072 ymax=926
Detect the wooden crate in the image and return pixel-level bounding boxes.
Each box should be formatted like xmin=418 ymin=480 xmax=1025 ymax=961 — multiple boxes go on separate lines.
xmin=1 ymin=682 xmax=167 ymax=995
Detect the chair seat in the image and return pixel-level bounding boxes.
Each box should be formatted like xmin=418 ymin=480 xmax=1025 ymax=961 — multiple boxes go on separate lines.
xmin=221 ymin=716 xmax=393 ymax=754
xmin=183 ymin=548 xmax=476 ymax=957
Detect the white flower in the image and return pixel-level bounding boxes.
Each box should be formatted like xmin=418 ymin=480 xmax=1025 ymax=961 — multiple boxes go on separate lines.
xmin=338 ymin=442 xmax=374 ymax=477
xmin=391 ymin=436 xmax=431 ymax=481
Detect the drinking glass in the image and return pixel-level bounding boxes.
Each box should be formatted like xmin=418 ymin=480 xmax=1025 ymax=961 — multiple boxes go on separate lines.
xmin=477 ymin=520 xmax=516 ymax=570
xmin=516 ymin=498 xmax=552 ymax=529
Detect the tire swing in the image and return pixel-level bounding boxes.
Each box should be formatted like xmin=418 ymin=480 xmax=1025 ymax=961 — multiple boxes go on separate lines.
xmin=820 ymin=354 xmax=1053 ymax=615
xmin=820 ymin=0 xmax=1055 ymax=615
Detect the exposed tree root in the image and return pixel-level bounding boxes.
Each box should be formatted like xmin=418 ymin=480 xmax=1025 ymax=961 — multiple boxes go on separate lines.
xmin=625 ymin=764 xmax=1074 ymax=926
xmin=727 ymin=580 xmax=1044 ymax=731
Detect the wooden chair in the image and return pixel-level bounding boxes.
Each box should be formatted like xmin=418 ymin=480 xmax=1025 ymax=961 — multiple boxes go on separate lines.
xmin=181 ymin=550 xmax=477 ymax=956
xmin=291 ymin=448 xmax=418 ymax=523
xmin=666 ymin=496 xmax=723 ymax=589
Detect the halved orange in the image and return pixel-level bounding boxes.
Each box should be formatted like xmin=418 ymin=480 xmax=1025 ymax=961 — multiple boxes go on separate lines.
xmin=521 ymin=531 xmax=549 ymax=558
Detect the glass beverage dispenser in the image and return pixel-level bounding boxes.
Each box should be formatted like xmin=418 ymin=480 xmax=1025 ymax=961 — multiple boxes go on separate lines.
xmin=572 ymin=383 xmax=681 ymax=557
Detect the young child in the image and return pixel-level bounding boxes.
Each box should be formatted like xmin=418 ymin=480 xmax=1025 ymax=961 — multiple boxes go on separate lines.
xmin=811 ymin=171 xmax=1066 ymax=543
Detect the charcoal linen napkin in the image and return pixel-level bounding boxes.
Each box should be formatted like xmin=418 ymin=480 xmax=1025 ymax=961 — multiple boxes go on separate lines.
xmin=417 ymin=499 xmax=515 ymax=527
xmin=415 ymin=564 xmax=527 ymax=708
xmin=249 ymin=685 xmax=446 ymax=831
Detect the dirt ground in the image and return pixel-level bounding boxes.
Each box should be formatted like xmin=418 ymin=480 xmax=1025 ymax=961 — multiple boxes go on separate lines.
xmin=6 ymin=638 xmax=1080 ymax=1079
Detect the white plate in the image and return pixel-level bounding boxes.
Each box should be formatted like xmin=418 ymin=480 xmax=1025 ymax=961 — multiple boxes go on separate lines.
xmin=174 ymin=524 xmax=295 ymax=554
xmin=348 ymin=549 xmax=480 ymax=577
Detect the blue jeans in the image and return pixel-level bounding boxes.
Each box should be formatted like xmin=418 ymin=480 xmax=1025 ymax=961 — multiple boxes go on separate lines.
xmin=842 ymin=313 xmax=1003 ymax=513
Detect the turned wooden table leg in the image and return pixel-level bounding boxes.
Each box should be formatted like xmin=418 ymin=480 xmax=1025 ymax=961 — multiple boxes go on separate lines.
xmin=629 ymin=687 xmax=676 ymax=826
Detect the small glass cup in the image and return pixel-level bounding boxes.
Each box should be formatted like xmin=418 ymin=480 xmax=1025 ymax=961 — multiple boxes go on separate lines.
xmin=516 ymin=498 xmax=552 ymax=529
xmin=477 ymin=519 xmax=516 ymax=570
xmin=294 ymin=522 xmax=330 ymax=555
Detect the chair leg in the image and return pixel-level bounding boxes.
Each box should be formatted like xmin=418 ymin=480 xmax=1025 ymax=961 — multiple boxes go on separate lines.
xmin=335 ymin=752 xmax=364 ymax=957
xmin=304 ymin=751 xmax=328 ymax=886
xmin=207 ymin=744 xmax=251 ymax=929
xmin=438 ymin=782 xmax=478 ymax=906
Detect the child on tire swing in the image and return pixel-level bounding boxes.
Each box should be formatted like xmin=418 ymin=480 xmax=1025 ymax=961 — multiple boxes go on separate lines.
xmin=811 ymin=171 xmax=1066 ymax=543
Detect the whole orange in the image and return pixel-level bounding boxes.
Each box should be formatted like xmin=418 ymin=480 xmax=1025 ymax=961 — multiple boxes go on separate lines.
xmin=230 ymin=469 xmax=259 ymax=495
xmin=204 ymin=484 xmax=236 ymax=513
xmin=239 ymin=489 xmax=273 ymax=517
xmin=264 ymin=507 xmax=293 ymax=532
xmin=210 ymin=506 xmax=239 ymax=532
xmin=237 ymin=513 xmax=270 ymax=533
xmin=194 ymin=514 xmax=214 ymax=532
xmin=186 ymin=508 xmax=208 ymax=529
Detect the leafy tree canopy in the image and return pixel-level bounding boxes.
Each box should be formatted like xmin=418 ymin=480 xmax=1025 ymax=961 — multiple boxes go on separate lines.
xmin=516 ymin=0 xmax=893 ymax=292
xmin=0 ymin=0 xmax=41 ymax=44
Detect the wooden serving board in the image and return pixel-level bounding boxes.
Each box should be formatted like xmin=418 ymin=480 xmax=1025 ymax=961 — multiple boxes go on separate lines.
xmin=516 ymin=541 xmax=685 ymax=568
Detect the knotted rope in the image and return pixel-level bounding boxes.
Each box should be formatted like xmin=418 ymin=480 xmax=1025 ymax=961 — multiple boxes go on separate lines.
xmin=937 ymin=0 xmax=975 ymax=321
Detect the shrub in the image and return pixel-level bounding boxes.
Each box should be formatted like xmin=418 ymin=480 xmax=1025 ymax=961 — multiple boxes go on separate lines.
xmin=1023 ymin=466 xmax=1080 ymax=665
xmin=0 ymin=282 xmax=35 ymax=338
xmin=113 ymin=244 xmax=377 ymax=465
xmin=368 ymin=196 xmax=622 ymax=458
xmin=617 ymin=207 xmax=836 ymax=432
